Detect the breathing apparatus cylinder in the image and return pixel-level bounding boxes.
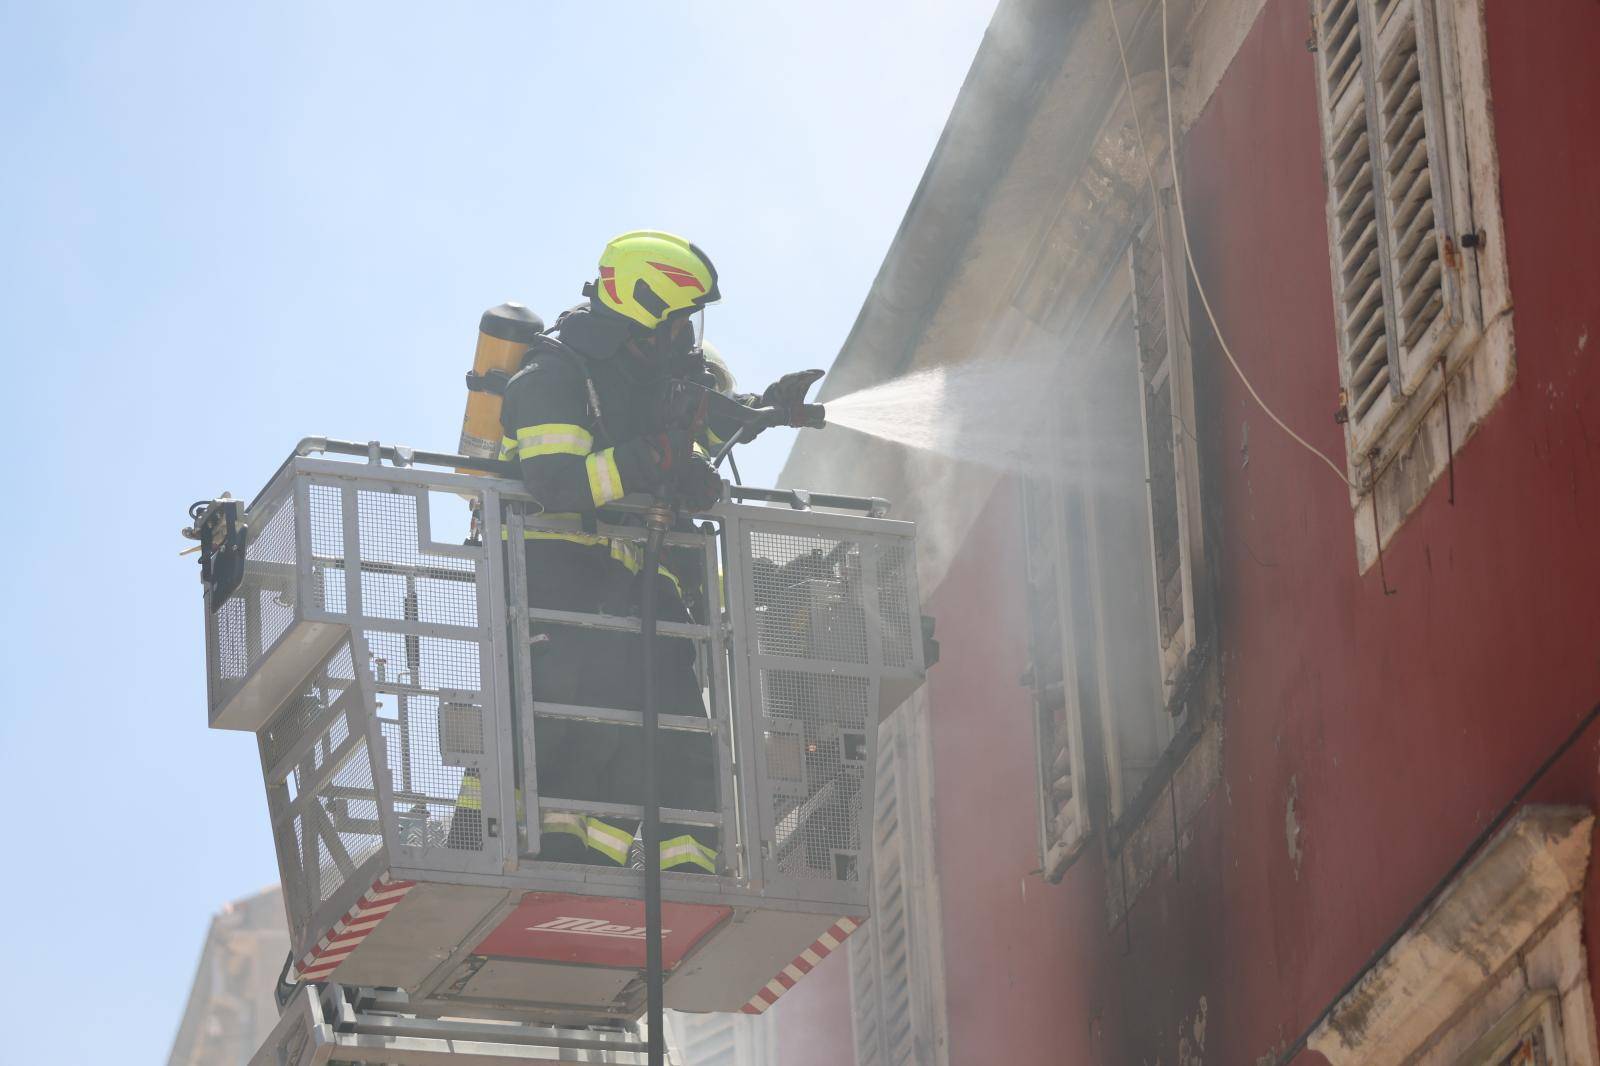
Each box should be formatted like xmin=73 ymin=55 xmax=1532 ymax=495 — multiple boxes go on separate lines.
xmin=459 ymin=303 xmax=545 ymax=473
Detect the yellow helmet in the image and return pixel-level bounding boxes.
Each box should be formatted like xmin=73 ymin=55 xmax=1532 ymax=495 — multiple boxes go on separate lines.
xmin=595 ymin=230 xmax=721 ymax=330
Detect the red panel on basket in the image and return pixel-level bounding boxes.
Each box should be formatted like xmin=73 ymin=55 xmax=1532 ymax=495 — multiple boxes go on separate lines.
xmin=474 ymin=892 xmax=730 ymax=969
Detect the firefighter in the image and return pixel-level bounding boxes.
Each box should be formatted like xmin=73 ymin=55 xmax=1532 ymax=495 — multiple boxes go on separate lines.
xmin=444 ymin=231 xmax=824 ymax=865
xmin=490 ymin=231 xmax=730 ymax=873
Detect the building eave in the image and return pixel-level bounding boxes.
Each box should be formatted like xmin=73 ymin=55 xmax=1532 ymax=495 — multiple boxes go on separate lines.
xmin=812 ymin=0 xmax=1091 ymax=408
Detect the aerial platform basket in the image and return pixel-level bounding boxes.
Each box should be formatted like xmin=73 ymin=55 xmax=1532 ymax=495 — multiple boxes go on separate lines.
xmin=200 ymin=440 xmax=925 ymax=1027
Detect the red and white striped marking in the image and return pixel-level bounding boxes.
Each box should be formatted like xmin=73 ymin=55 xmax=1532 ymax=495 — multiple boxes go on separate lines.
xmin=741 ymin=916 xmax=862 ymax=1014
xmin=291 ymin=874 xmax=415 ymax=983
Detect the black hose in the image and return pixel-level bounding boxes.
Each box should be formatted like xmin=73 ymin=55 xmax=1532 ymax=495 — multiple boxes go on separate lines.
xmin=273 ymin=950 xmax=298 ymax=1012
xmin=639 ymin=523 xmax=667 ymax=1066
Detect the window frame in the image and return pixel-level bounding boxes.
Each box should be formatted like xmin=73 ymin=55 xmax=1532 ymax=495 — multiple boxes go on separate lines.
xmin=1021 ymin=472 xmax=1092 ymax=879
xmin=1462 ymin=991 xmax=1569 ymax=1066
xmin=1313 ymin=0 xmax=1515 ymax=570
xmin=1128 ymin=193 xmax=1209 ymax=715
xmin=1021 ymin=191 xmax=1212 ymax=873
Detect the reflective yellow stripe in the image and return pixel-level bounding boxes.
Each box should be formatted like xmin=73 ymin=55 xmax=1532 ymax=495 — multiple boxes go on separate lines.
xmin=501 ymin=513 xmax=605 ymax=549
xmin=499 ymin=436 xmax=517 ymax=460
xmin=585 ymin=818 xmax=633 ymax=865
xmin=517 ymin=423 xmax=594 ymax=460
xmin=604 ymin=540 xmax=683 ymax=597
xmin=534 ymin=813 xmax=713 ymax=869
xmin=585 ymin=447 xmax=625 ymax=507
xmin=659 ymin=565 xmax=684 ymax=599
xmin=609 ymin=538 xmax=642 ymax=572
xmin=625 ymin=552 xmax=684 ymax=599
xmin=660 ymin=834 xmax=718 ymax=873
xmin=540 ymin=811 xmax=587 ymax=841
xmin=501 ymin=523 xmax=684 ymax=599
xmin=454 ymin=773 xmax=482 ymax=811
xmin=517 ymin=526 xmax=608 ymax=548
xmin=705 ymin=427 xmax=725 ymax=447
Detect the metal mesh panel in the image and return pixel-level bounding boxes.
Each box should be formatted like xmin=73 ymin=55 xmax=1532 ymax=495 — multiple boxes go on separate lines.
xmin=312 ymin=738 xmax=384 ymax=902
xmin=749 ymin=530 xmax=869 ymax=665
xmin=875 ymin=544 xmax=916 ymax=669
xmin=760 ymin=668 xmax=870 ymax=882
xmin=439 ymin=696 xmax=485 ymax=765
xmin=356 ymin=490 xmax=477 ymax=629
xmin=308 ymin=482 xmax=346 ymax=613
xmin=367 ymin=630 xmax=485 ymax=853
xmin=365 ymin=630 xmax=482 ymax=691
xmin=265 ymin=635 xmax=384 ymax=935
xmin=210 ymin=596 xmax=248 ymax=683
xmin=260 ymin=640 xmax=356 ymax=772
xmin=272 ymin=811 xmax=310 ymax=944
xmin=208 ymin=492 xmax=299 ymax=692
xmin=251 ymin=493 xmax=298 ymax=639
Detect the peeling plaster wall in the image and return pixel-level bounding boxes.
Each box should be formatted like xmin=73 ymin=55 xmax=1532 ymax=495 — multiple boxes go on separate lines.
xmin=1091 ymin=0 xmax=1600 ymax=1061
xmin=1162 ymin=0 xmax=1600 ymax=1060
xmin=773 ymin=0 xmax=1600 ymax=1063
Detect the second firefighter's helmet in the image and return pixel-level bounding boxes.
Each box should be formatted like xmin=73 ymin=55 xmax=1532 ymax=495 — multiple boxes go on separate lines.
xmin=700 ymin=340 xmax=736 ymax=395
xmin=595 ymin=231 xmax=721 ymax=330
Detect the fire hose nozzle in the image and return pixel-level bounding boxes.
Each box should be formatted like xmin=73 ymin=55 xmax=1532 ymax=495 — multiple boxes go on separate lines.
xmin=796 ymin=403 xmax=827 ymax=430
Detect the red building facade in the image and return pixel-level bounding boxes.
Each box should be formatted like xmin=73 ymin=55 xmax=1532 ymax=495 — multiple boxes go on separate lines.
xmin=774 ymin=0 xmax=1600 ymax=1063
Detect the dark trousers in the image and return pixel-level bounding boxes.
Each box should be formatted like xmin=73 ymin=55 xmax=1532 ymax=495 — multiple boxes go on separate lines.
xmin=524 ymin=540 xmax=718 ymax=866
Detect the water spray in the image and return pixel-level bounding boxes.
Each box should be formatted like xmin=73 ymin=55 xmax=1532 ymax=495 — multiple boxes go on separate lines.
xmin=819 ymin=356 xmax=1068 ymax=475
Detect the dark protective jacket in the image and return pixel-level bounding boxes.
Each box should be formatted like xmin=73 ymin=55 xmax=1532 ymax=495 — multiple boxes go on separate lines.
xmin=499 ymin=304 xmax=675 ymax=518
xmin=492 ymin=302 xmax=718 ymax=870
xmin=498 ymin=302 xmax=744 ymax=609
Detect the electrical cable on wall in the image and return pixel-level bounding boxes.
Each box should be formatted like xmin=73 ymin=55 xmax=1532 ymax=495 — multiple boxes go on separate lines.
xmin=1105 ymin=0 xmax=1353 ymax=491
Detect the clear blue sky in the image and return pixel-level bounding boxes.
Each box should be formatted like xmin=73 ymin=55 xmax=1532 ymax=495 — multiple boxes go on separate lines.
xmin=0 ymin=2 xmax=992 ymax=1061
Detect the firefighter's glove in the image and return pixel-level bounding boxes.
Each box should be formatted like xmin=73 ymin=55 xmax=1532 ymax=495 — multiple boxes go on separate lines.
xmin=759 ymin=369 xmax=826 ymax=427
xmin=672 ymin=454 xmax=725 ymax=512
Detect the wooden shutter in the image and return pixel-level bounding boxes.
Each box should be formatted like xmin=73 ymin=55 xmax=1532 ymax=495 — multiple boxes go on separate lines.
xmin=1128 ymin=198 xmax=1205 ymax=711
xmin=667 ymin=1010 xmax=774 ymax=1066
xmin=1317 ymin=0 xmax=1398 ymax=445
xmin=1020 ymin=473 xmax=1090 ymax=880
xmin=850 ymin=715 xmax=915 ymax=1066
xmin=668 ymin=1012 xmax=738 ymax=1066
xmin=1370 ymin=0 xmax=1460 ymax=390
xmin=1316 ymin=0 xmax=1461 ymax=449
xmin=849 ymin=711 xmax=944 ymax=1066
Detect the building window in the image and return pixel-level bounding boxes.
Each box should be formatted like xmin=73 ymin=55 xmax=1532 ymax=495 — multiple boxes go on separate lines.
xmin=1463 ymin=993 xmax=1565 ymax=1066
xmin=1021 ymin=194 xmax=1210 ymax=874
xmin=1313 ymin=0 xmax=1514 ymax=568
xmin=1020 ymin=475 xmax=1091 ymax=878
xmin=1128 ymin=197 xmax=1207 ymax=711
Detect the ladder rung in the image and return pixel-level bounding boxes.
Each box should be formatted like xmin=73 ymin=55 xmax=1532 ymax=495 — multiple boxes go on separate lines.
xmin=538 ymin=796 xmax=722 ymax=829
xmin=532 ymin=701 xmax=715 ymax=733
xmin=335 ymin=1001 xmax=646 ymax=1053
xmin=521 ymin=605 xmax=710 ymax=639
